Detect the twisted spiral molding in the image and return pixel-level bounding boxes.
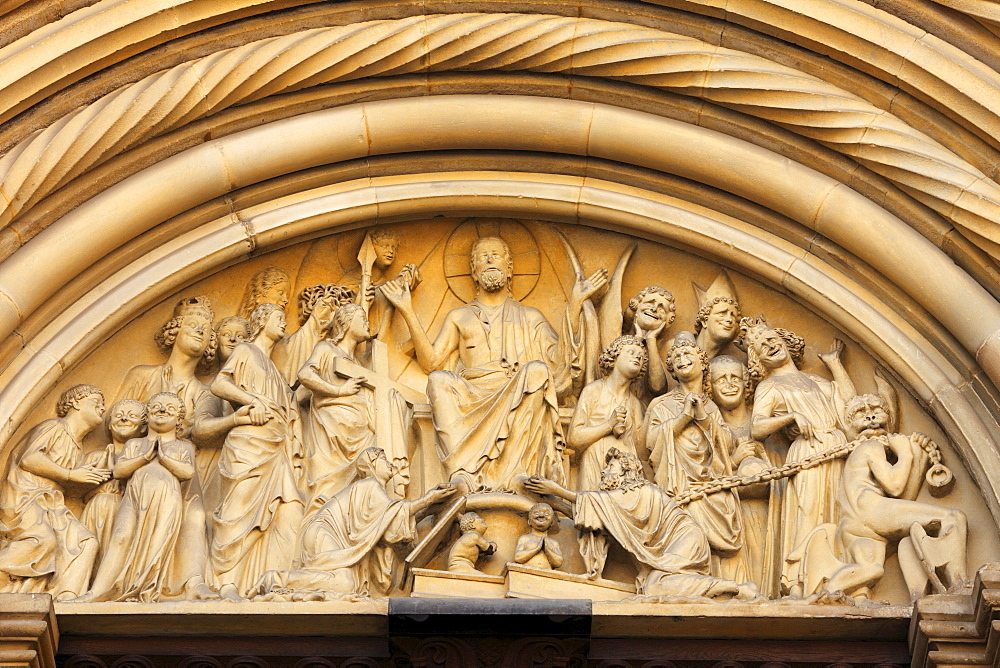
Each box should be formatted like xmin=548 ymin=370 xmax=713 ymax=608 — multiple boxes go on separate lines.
xmin=1 ymin=12 xmax=998 ymax=248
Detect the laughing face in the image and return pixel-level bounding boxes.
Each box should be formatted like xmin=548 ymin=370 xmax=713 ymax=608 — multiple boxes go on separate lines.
xmin=710 ymin=359 xmax=745 ymax=411
xmin=705 ymin=300 xmax=740 ymax=342
xmin=634 ymin=291 xmax=673 ymax=332
xmin=669 ymin=344 xmax=703 ymax=383
xmin=175 ymin=315 xmax=211 ymax=358
xmin=753 ymin=330 xmax=790 ymax=370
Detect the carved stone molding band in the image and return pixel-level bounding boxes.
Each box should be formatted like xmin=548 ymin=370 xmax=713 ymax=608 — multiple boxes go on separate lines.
xmin=1 ymin=14 xmax=998 ymax=256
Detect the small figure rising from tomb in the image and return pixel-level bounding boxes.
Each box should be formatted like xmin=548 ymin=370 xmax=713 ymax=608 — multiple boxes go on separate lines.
xmin=0 ymin=385 xmax=110 ymax=599
xmin=383 ymin=235 xmax=607 ymax=493
xmin=447 ymin=512 xmax=497 ymax=575
xmin=513 ymin=502 xmax=563 ymax=571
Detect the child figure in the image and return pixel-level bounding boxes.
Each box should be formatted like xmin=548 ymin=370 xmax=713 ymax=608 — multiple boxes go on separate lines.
xmin=78 ymin=392 xmax=196 ymax=602
xmin=447 ymin=512 xmax=496 ymax=575
xmin=514 ymin=502 xmax=563 ymax=570
xmin=80 ymin=399 xmax=147 ymax=566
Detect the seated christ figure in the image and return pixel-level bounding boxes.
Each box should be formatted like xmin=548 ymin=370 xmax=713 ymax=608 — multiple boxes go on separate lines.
xmin=383 ymin=236 xmax=605 ymax=492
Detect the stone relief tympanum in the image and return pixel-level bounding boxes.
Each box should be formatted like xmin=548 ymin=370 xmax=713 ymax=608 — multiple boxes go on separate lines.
xmin=0 ymin=219 xmax=988 ymax=606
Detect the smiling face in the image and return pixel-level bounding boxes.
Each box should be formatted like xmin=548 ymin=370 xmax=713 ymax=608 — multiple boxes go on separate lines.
xmin=175 ymin=314 xmax=211 ymax=358
xmin=471 ymin=237 xmax=512 ymax=294
xmin=147 ymin=395 xmax=182 ymax=434
xmin=706 ymin=301 xmax=740 ymax=342
xmin=669 ymin=344 xmax=703 ymax=383
xmin=528 ymin=505 xmax=554 ymax=532
xmin=614 ymin=343 xmax=646 ymax=380
xmin=635 ymin=292 xmax=673 ymax=331
xmin=710 ymin=359 xmax=746 ymax=411
xmin=263 ymin=280 xmax=290 ymax=310
xmin=216 ymin=320 xmax=248 ymax=361
xmin=753 ymin=330 xmax=790 ymax=369
xmin=108 ymin=401 xmax=145 ymax=442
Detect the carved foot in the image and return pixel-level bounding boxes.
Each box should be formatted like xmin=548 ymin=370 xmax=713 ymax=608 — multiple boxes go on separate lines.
xmin=218 ymin=583 xmax=244 ymax=603
xmin=186 ymin=580 xmax=220 ymax=601
xmin=66 ymin=591 xmax=97 ymax=603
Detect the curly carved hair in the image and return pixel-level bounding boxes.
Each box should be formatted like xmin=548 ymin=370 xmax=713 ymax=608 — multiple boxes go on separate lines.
xmin=693 ymin=296 xmax=741 ymax=335
xmin=740 ymin=319 xmax=806 ymax=402
xmin=147 ymin=392 xmax=187 ymax=437
xmin=370 ymin=228 xmax=399 ymax=247
xmin=214 ymin=315 xmax=251 ymax=339
xmin=56 ymin=384 xmax=104 ymax=418
xmin=249 ymin=303 xmax=285 ymax=340
xmin=665 ymin=341 xmax=712 ymax=395
xmin=602 ymin=447 xmax=648 ymax=491
xmin=598 ymin=335 xmax=649 ymax=378
xmin=297 ymin=284 xmax=356 ymax=326
xmin=458 ymin=511 xmax=485 ymax=533
xmin=154 ymin=315 xmax=218 ymax=373
xmin=623 ymin=286 xmax=676 ymax=334
xmin=238 ymin=266 xmax=290 ymax=319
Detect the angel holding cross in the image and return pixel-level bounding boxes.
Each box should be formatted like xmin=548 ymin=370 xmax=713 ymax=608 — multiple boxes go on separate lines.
xmin=297 ymin=303 xmax=414 ymax=513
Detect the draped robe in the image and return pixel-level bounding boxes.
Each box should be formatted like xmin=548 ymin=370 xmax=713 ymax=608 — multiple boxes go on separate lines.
xmin=571 ymin=377 xmax=644 ymax=490
xmin=252 ymin=477 xmax=416 ymax=597
xmin=752 ymin=371 xmax=847 ymax=593
xmin=87 ymin=437 xmax=194 ymax=602
xmin=0 ymin=420 xmax=97 ymax=598
xmin=212 ymin=342 xmax=305 ymax=595
xmin=645 ymin=390 xmax=749 ymax=583
xmin=574 ymin=483 xmax=723 ymax=597
xmin=426 ymin=298 xmax=579 ymax=491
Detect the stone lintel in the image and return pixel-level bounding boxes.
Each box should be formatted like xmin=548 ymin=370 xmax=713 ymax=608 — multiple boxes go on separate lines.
xmin=0 ymin=593 xmax=58 ymax=668
xmin=910 ymin=562 xmax=1000 ymax=667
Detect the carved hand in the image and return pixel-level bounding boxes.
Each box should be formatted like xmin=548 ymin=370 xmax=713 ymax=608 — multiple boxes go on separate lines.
xmin=247 ymin=398 xmax=270 ymax=424
xmin=791 ymin=412 xmax=813 ymax=439
xmin=612 ymin=405 xmax=628 ymax=437
xmin=732 ymin=439 xmax=757 ymax=465
xmin=524 ymin=475 xmax=565 ymax=498
xmin=398 ymin=263 xmax=422 ymax=289
xmin=686 ymin=393 xmax=707 ymax=421
xmin=818 ymin=338 xmax=845 ymax=366
xmin=233 ymin=404 xmax=267 ymax=427
xmin=69 ymin=465 xmax=112 ymax=485
xmin=571 ymin=269 xmax=609 ymax=305
xmin=339 ymin=376 xmax=366 ymax=396
xmin=380 ymin=279 xmax=413 ymax=312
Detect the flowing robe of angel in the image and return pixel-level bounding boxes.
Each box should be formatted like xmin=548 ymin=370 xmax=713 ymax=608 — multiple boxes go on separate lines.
xmin=427 ymin=297 xmax=583 ymax=491
xmin=212 ymin=342 xmax=305 ymax=595
xmin=0 ymin=420 xmax=97 ymax=598
xmin=574 ymin=482 xmax=724 ymax=597
xmin=645 ymin=390 xmax=749 ymax=583
xmin=87 ymin=437 xmax=194 ymax=602
xmin=300 ymin=341 xmax=410 ymax=509
xmin=752 ymin=371 xmax=847 ymax=593
xmin=252 ymin=477 xmax=417 ymax=597
xmin=571 ymin=377 xmax=644 ymax=490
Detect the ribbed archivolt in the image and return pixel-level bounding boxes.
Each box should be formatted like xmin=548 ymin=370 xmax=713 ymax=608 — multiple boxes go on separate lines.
xmin=1 ymin=12 xmax=998 ymax=248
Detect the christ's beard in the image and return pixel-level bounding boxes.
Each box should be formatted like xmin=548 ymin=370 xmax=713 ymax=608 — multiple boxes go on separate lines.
xmin=599 ymin=473 xmax=623 ymax=491
xmin=478 ymin=269 xmax=507 ymax=293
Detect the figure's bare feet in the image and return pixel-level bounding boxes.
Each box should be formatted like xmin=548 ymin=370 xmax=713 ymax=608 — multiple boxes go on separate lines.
xmin=218 ymin=583 xmax=243 ymax=602
xmin=186 ymin=578 xmax=219 ymax=601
